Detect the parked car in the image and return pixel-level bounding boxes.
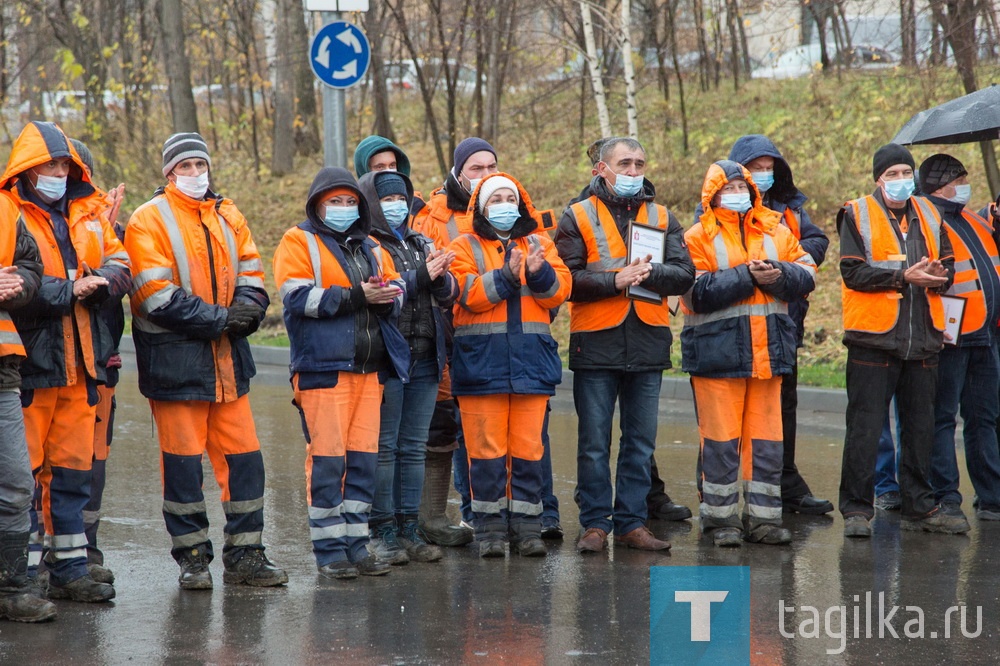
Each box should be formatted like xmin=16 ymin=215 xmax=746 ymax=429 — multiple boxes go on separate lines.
xmin=18 ymin=90 xmax=124 ymax=122
xmin=751 ymin=43 xmax=896 ymax=79
xmin=381 ymin=59 xmax=482 ymax=95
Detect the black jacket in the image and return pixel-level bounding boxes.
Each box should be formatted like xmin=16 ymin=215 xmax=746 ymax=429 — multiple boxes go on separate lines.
xmin=554 ymin=176 xmax=695 ymax=371
xmin=358 ymin=171 xmax=458 ymax=378
xmin=0 ymin=218 xmax=44 ymax=390
xmin=838 ymin=189 xmax=955 ymax=359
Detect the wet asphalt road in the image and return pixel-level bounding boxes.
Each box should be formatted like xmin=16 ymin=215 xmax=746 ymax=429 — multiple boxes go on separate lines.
xmin=1 ymin=360 xmax=998 ymax=665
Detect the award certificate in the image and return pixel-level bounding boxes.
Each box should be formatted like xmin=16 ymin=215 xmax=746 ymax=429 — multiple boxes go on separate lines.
xmin=940 ymin=295 xmax=965 ymax=346
xmin=625 ymin=222 xmax=666 ymax=304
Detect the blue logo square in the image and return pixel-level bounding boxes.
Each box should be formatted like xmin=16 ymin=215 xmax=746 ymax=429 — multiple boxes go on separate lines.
xmin=650 ymin=566 xmax=750 ymax=665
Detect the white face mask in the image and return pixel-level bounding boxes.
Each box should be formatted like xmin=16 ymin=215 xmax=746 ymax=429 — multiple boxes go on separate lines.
xmin=175 ymin=171 xmax=210 ymax=199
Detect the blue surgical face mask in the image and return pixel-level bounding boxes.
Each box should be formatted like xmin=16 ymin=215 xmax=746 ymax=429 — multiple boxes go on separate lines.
xmin=323 ymin=205 xmax=360 ymax=232
xmin=381 ymin=200 xmax=409 ymax=227
xmin=487 ymin=202 xmax=520 ymax=232
xmin=948 ymin=184 xmax=972 ymax=206
xmin=882 ymin=177 xmax=915 ymax=202
xmin=610 ymin=171 xmax=643 ymax=198
xmin=466 ymin=177 xmax=482 ymax=194
xmin=34 ymin=173 xmax=67 ymax=202
xmin=753 ymin=170 xmax=775 ymax=193
xmin=719 ymin=192 xmax=752 ymax=214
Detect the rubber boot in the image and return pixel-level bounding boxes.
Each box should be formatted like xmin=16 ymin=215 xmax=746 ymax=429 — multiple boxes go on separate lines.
xmin=0 ymin=532 xmax=56 ymax=622
xmin=418 ymin=451 xmax=473 ymax=547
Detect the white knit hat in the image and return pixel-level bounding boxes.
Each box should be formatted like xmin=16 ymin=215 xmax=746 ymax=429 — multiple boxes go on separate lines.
xmin=476 ymin=175 xmax=519 ymax=214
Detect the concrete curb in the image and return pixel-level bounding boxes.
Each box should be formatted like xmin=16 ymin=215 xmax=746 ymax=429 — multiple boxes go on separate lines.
xmin=119 ymin=335 xmax=848 ymax=415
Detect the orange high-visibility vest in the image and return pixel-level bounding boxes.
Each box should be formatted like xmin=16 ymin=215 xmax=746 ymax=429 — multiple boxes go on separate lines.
xmin=841 ymin=195 xmax=945 ymax=335
xmin=567 ymin=197 xmax=672 ymax=333
xmin=782 ymin=207 xmax=801 ymax=240
xmin=944 ymin=210 xmax=1000 ymax=335
xmin=0 ymin=218 xmax=25 ymax=358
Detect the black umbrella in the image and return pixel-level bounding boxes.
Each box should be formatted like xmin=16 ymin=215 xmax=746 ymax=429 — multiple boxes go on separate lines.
xmin=893 ymin=85 xmax=1000 ymax=145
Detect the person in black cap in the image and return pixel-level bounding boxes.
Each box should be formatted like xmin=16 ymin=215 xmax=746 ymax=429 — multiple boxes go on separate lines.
xmin=357 ymin=168 xmax=458 ymax=565
xmin=836 ymin=143 xmax=965 ymax=538
xmin=919 ymin=153 xmax=1000 ymax=524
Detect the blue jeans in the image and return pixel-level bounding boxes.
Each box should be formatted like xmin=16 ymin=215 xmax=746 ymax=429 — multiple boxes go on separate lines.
xmin=931 ymin=344 xmax=1000 ymax=510
xmin=0 ymin=390 xmax=33 ymax=533
xmin=540 ymin=403 xmax=560 ymax=525
xmin=372 ymin=357 xmax=440 ymax=522
xmin=574 ymin=369 xmax=662 ymax=535
xmin=874 ymin=399 xmax=901 ymax=497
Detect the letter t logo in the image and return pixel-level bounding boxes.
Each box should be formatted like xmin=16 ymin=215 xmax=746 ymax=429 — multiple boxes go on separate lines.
xmin=674 ymin=591 xmax=730 ymax=641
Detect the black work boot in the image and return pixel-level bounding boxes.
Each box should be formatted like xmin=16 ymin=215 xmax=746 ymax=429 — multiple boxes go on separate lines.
xmin=47 ymin=573 xmax=116 ymax=603
xmin=398 ymin=516 xmax=443 ymax=563
xmin=509 ymin=519 xmax=547 ymax=557
xmin=222 ymin=547 xmax=288 ymax=587
xmin=476 ymin=520 xmax=508 ymax=559
xmin=0 ymin=532 xmax=56 ymax=622
xmin=418 ymin=450 xmax=474 ymax=547
xmin=176 ymin=544 xmax=213 ymax=590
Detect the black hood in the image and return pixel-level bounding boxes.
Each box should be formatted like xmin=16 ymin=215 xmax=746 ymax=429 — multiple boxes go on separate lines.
xmin=305 ymin=166 xmax=371 ymax=236
xmin=358 ymin=170 xmax=416 ymax=239
xmin=728 ymin=134 xmax=805 ymax=208
xmin=444 ymin=170 xmax=472 ymax=212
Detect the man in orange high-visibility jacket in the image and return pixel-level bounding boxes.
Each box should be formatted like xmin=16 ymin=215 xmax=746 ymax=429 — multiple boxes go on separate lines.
xmin=1 ymin=122 xmax=130 ymax=603
xmin=918 ymin=154 xmax=1000 ymax=523
xmin=125 ymin=133 xmax=286 ymax=590
xmin=838 ymin=143 xmax=965 ymax=538
xmin=0 ymin=189 xmax=56 ymax=622
xmin=554 ymin=137 xmax=695 ymax=553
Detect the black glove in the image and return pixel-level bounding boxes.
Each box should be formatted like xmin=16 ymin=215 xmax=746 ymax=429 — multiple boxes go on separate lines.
xmin=224 ymin=303 xmax=264 ymax=338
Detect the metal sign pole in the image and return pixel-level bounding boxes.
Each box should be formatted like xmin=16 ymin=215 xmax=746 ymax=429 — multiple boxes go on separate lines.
xmin=321 ymin=11 xmax=348 ymax=168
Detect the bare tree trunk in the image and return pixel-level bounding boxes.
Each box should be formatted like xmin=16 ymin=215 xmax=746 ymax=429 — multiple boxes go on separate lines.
xmin=901 ymin=0 xmax=917 ymax=65
xmin=385 ymin=0 xmax=448 ymax=178
xmin=666 ymin=0 xmax=689 ymax=153
xmin=292 ymin=3 xmax=321 ymax=156
xmin=724 ymin=0 xmax=741 ymax=90
xmin=365 ymin=1 xmax=395 ymax=141
xmin=693 ymin=0 xmax=710 ymax=91
xmin=581 ymin=1 xmax=612 ymax=137
xmin=621 ymin=0 xmax=639 ymax=137
xmin=484 ymin=1 xmax=518 ymax=142
xmin=272 ymin=0 xmax=296 ymax=176
xmin=160 ymin=0 xmax=200 ymax=132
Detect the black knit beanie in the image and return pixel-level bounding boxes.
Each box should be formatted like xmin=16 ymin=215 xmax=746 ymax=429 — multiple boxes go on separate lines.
xmin=872 ymin=143 xmax=914 ymax=182
xmin=918 ymin=154 xmax=967 ymax=195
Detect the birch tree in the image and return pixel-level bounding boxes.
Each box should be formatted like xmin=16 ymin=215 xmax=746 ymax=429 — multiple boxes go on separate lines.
xmin=581 ymin=1 xmax=611 ymax=137
xmin=620 ymin=0 xmax=638 ymax=138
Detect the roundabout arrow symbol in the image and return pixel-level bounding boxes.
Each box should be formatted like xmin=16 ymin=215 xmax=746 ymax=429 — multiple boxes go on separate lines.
xmin=336 ymin=28 xmax=363 ymax=54
xmin=315 ymin=36 xmax=331 ymax=69
xmin=332 ymin=60 xmax=358 ymax=80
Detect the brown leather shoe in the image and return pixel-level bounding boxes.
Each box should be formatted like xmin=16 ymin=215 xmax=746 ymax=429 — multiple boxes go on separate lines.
xmin=576 ymin=528 xmax=608 ymax=553
xmin=615 ymin=526 xmax=671 ymax=551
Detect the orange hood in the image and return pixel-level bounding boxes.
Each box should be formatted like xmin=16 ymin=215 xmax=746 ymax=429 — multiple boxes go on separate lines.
xmin=698 ymin=160 xmax=780 ymax=239
xmin=0 ymin=121 xmax=91 ymax=191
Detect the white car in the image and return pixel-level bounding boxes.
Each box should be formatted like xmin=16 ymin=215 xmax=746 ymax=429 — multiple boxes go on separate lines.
xmin=752 ymin=43 xmax=897 ymax=79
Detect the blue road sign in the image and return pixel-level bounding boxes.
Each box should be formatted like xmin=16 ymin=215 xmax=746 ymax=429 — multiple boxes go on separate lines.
xmin=310 ymin=21 xmax=370 ymax=89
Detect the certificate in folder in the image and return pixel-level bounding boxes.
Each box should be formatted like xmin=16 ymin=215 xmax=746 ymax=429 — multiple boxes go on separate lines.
xmin=625 ymin=222 xmax=665 ymax=304
xmin=940 ymin=295 xmax=965 ymax=345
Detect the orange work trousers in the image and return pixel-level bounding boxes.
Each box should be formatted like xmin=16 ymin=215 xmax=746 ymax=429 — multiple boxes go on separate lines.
xmin=691 ymin=376 xmax=784 ymax=530
xmin=150 ymin=395 xmax=265 ymax=557
xmin=294 ymin=371 xmax=382 ymax=565
xmin=459 ymin=393 xmax=547 ymax=529
xmin=23 ymin=383 xmax=96 ymax=581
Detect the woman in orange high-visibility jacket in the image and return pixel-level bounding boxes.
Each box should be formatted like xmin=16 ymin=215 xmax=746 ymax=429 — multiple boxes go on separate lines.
xmin=681 ymin=160 xmax=816 ymax=548
xmin=1 ymin=122 xmax=130 ymax=603
xmin=126 ymin=132 xmax=286 ymax=591
xmin=448 ymin=173 xmax=571 ymax=559
xmin=273 ymin=166 xmax=410 ymax=581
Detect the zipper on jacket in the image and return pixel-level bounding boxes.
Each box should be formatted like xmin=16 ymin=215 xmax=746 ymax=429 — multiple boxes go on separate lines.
xmin=203 ymin=223 xmax=218 ymax=304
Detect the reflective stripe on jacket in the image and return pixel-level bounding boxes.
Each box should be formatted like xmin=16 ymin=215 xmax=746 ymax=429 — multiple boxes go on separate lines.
xmin=943 ymin=208 xmax=1000 ymax=339
xmin=566 ymin=197 xmax=671 ymax=333
xmin=125 ymin=183 xmax=267 ymax=402
xmin=273 ymin=222 xmax=409 ymax=384
xmin=841 ymin=194 xmax=945 ymax=335
xmin=0 ymin=217 xmax=25 ymax=357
